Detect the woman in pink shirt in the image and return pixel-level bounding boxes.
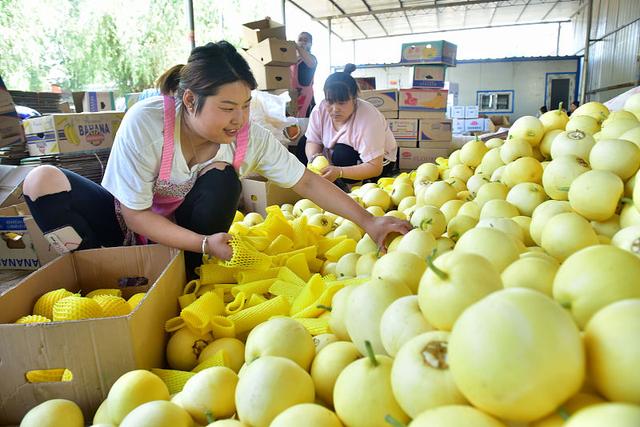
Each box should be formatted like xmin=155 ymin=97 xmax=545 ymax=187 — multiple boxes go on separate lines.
xmin=305 ymin=72 xmax=397 ymax=190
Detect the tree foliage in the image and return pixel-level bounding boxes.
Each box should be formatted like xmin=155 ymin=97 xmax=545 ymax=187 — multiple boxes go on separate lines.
xmin=0 ymin=0 xmax=271 ymax=93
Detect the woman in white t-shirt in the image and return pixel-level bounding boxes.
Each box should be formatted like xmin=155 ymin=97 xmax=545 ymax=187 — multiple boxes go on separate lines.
xmin=305 ymin=72 xmax=397 ymax=190
xmin=22 ymin=41 xmax=410 ymax=276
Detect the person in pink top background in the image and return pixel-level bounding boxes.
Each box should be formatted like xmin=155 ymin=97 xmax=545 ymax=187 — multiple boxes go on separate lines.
xmin=304 ymin=72 xmax=398 ymax=191
xmin=21 ymin=42 xmax=409 ymax=278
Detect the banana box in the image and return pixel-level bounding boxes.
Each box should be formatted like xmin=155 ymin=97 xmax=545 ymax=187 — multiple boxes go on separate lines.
xmin=400 ymin=40 xmax=457 ymax=66
xmin=23 ymin=112 xmax=124 ymax=156
xmin=399 ymin=89 xmax=448 ymax=112
xmin=361 ymin=89 xmax=399 ymax=112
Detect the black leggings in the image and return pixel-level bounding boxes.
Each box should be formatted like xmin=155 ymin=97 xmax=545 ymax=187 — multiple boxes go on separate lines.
xmin=331 ymin=143 xmax=397 ymax=186
xmin=25 ymin=166 xmax=242 ymax=278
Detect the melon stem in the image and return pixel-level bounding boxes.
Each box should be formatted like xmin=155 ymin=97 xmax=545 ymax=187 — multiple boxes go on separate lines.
xmin=384 ymin=414 xmax=407 ymax=427
xmin=364 ymin=340 xmax=379 ymax=367
xmin=427 ymin=255 xmax=449 ymax=281
xmin=316 ymin=304 xmax=332 ymax=312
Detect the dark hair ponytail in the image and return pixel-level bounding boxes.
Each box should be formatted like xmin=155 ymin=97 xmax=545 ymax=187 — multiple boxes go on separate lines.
xmin=156 ymin=41 xmax=257 ymax=114
xmin=156 ymin=64 xmax=184 ymax=95
xmin=324 ymin=72 xmax=359 ymax=104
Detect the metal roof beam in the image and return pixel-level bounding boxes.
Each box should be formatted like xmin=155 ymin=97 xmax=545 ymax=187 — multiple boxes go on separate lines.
xmin=516 ymin=0 xmax=533 ymax=22
xmin=314 ymin=0 xmax=508 ymax=20
xmin=339 ymin=18 xmax=570 ymax=41
xmin=288 ymin=0 xmax=345 ymax=41
xmin=488 ymin=2 xmax=499 ymax=26
xmin=542 ymin=0 xmax=561 ymax=20
xmin=362 ymin=0 xmax=389 ymax=36
xmin=399 ymin=0 xmax=414 ymax=33
xmin=326 ymin=0 xmax=369 ymax=38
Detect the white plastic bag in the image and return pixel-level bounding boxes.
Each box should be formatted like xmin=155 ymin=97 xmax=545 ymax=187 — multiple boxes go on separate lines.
xmin=250 ymin=90 xmax=299 ymax=145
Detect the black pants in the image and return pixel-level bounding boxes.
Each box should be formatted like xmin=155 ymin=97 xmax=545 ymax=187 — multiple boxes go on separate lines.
xmin=25 ymin=166 xmax=242 ymax=279
xmin=331 ymin=143 xmax=397 ymax=189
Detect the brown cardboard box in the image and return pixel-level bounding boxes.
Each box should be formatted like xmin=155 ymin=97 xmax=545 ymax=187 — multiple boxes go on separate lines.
xmin=418 ymin=118 xmax=452 ymax=143
xmin=242 ymin=176 xmax=301 ymax=216
xmin=0 ymin=165 xmax=34 ymax=208
xmin=417 ymin=140 xmax=451 ymax=149
xmin=398 ymin=111 xmax=446 ymax=119
xmin=360 ymin=90 xmax=399 ymax=112
xmin=398 ymin=147 xmax=452 ymax=170
xmin=72 ymin=91 xmax=116 ymax=113
xmin=23 ymin=112 xmax=124 ymax=156
xmin=247 ymin=38 xmax=297 ymax=66
xmin=242 ymin=18 xmax=287 ymax=47
xmin=397 ymin=140 xmax=418 ymax=148
xmin=0 ymin=203 xmax=57 ymax=270
xmin=240 ymin=50 xmax=291 ymax=90
xmin=388 ymin=119 xmax=418 ymax=142
xmin=0 ymin=245 xmax=184 ymax=424
xmin=398 ymin=88 xmax=448 ymax=112
xmin=382 ymin=111 xmax=398 ymax=119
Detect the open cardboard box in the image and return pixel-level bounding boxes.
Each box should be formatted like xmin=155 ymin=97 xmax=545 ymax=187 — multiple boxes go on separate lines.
xmin=0 ymin=244 xmax=185 ymax=425
xmin=241 ymin=176 xmax=301 ymax=216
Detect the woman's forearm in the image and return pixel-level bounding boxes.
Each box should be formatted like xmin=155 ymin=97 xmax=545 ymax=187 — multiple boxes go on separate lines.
xmin=305 ymin=142 xmax=324 ymax=163
xmin=342 ymin=158 xmax=383 ymax=181
xmin=121 ymin=206 xmax=203 ymax=253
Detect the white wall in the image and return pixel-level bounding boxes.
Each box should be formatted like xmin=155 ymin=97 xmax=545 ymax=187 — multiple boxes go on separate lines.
xmin=351 ymin=58 xmax=580 ymax=120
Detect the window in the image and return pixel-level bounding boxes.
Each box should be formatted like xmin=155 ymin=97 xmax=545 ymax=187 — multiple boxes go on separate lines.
xmin=476 ymin=90 xmax=514 ymax=113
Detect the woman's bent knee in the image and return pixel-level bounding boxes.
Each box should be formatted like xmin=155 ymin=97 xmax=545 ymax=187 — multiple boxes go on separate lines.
xmin=23 ymin=166 xmax=71 ymax=201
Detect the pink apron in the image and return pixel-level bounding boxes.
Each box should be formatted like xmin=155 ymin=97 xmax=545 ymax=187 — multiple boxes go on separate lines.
xmin=116 ymin=95 xmax=249 ymax=245
xmin=290 ymin=60 xmax=315 ymax=118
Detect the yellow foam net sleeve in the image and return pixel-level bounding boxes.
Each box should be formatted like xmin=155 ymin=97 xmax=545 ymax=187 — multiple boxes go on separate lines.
xmin=92 ymin=295 xmax=131 ymax=317
xmin=52 ymin=296 xmax=104 ymax=321
xmin=290 ymin=274 xmax=325 ymax=316
xmin=86 ymin=288 xmax=122 ymax=298
xmin=277 ymin=267 xmax=306 ymax=288
xmin=291 ymin=216 xmax=310 ymax=249
xmin=15 ymin=315 xmax=51 ymax=324
xmin=127 ymin=293 xmax=146 ymax=310
xmin=228 ymin=221 xmax=251 ymax=236
xmin=221 ymin=235 xmax=272 ymax=271
xmin=246 ymin=294 xmax=267 ymax=308
xmin=235 ymin=267 xmax=280 ymax=284
xmin=266 ymin=234 xmax=294 ymax=255
xmin=294 ymin=317 xmax=331 ymax=336
xmin=198 ymin=263 xmax=240 ymax=285
xmin=271 ymin=245 xmax=318 ymax=266
xmin=192 ymin=349 xmax=230 ymax=373
xmin=292 ymin=281 xmax=346 ymax=319
xmin=165 ymin=316 xmax=185 ymax=332
xmin=324 ymin=239 xmax=357 ymax=262
xmin=33 ymin=289 xmax=74 ymax=319
xmin=230 ymin=278 xmax=278 ymax=298
xmin=254 ymin=210 xmax=294 ymax=240
xmin=308 ymin=257 xmax=324 ymax=273
xmin=227 ymin=295 xmax=290 ymax=335
xmin=269 ymin=280 xmax=304 ymax=304
xmin=225 ymin=292 xmax=246 ymax=315
xmin=285 ymin=252 xmax=312 ymax=282
xmin=180 ymin=291 xmax=225 ymax=335
xmin=317 ymin=235 xmax=347 ymax=257
xmin=151 ymin=369 xmax=195 ymax=395
xmin=243 ymin=235 xmax=271 ymax=252
xmin=25 ymin=368 xmax=73 ymax=383
xmin=211 ymin=315 xmax=236 ymax=338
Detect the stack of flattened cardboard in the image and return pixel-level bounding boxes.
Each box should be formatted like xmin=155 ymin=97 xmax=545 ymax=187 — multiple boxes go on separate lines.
xmin=239 ymin=18 xmax=297 ymax=91
xmin=20 ymin=148 xmax=111 ymax=184
xmin=0 ymin=78 xmax=27 ymax=157
xmin=8 ymin=90 xmax=64 ymax=114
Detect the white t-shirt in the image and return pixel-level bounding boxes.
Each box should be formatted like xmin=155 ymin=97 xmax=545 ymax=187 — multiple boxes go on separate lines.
xmin=102 ymin=96 xmax=305 ymax=210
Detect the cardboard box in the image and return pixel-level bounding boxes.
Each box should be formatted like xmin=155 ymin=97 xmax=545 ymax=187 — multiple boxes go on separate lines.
xmin=382 ymin=110 xmax=398 ymax=119
xmin=0 ymin=203 xmax=55 ymax=270
xmin=242 ymin=176 xmax=301 ymax=216
xmin=23 ymin=112 xmax=124 ymax=156
xmin=450 ymin=106 xmax=465 ymax=119
xmin=465 ymin=105 xmax=479 ymax=119
xmin=355 ymin=77 xmax=376 ymax=91
xmin=398 ymin=110 xmax=445 ymax=119
xmin=72 ymin=91 xmax=116 ymax=113
xmin=398 ymin=147 xmax=452 ymax=170
xmin=0 ymin=244 xmax=184 ymax=424
xmin=388 ymin=119 xmax=418 ymax=141
xmin=452 ymin=118 xmax=465 ymax=134
xmin=400 ymin=40 xmax=457 ymax=66
xmin=412 ymin=65 xmax=446 ymax=88
xmin=464 ymin=118 xmax=489 ymax=132
xmin=419 ymin=119 xmax=452 ymax=142
xmin=418 ymin=140 xmax=451 ymax=149
xmin=396 ymin=140 xmax=418 ymax=148
xmin=0 ymin=165 xmax=34 ymax=208
xmin=242 ymin=18 xmax=287 ymax=47
xmin=399 ymin=89 xmax=448 ymax=112
xmin=240 ymin=50 xmax=291 ymax=90
xmin=247 ymin=38 xmax=297 ymax=66
xmin=361 ymin=89 xmax=399 ymax=112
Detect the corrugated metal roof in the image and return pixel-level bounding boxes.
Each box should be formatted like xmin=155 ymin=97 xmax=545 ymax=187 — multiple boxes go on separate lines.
xmin=288 ymin=0 xmax=584 ymax=41
xmin=351 ymin=54 xmax=582 ymax=68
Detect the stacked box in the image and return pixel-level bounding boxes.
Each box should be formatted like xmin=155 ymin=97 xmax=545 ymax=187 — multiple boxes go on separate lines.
xmin=399 ymin=89 xmax=448 ymax=113
xmin=449 ymin=105 xmax=485 ymax=133
xmin=400 ymin=40 xmax=457 ymax=66
xmin=412 ymin=65 xmax=446 ymax=88
xmin=0 ymin=84 xmax=25 ymax=149
xmin=361 ymin=89 xmax=399 ymax=112
xmin=241 ymin=18 xmax=295 ymax=91
xmin=398 ymin=146 xmax=452 ymax=170
xmin=388 ymin=119 xmax=418 ymax=147
xmin=72 ymin=92 xmax=116 ymax=113
xmin=418 ymin=118 xmax=452 ymax=149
